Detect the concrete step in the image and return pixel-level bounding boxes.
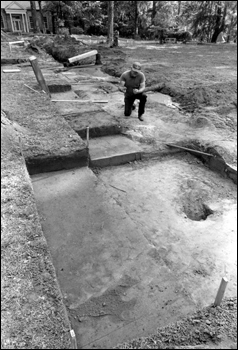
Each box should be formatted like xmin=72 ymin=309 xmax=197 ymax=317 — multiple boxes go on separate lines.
xmin=89 ymin=135 xmax=142 ymax=168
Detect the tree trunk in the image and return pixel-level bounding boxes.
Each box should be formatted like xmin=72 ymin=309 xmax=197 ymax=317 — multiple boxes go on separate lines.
xmin=178 ymin=1 xmax=181 ymax=15
xmin=152 ymin=1 xmax=157 ymax=25
xmin=144 ymin=82 xmax=165 ymax=93
xmin=134 ymin=0 xmax=139 ymax=39
xmin=211 ymin=1 xmax=227 ymax=43
xmin=30 ymin=1 xmax=38 ymax=33
xmin=38 ymin=1 xmax=46 ymax=33
xmin=107 ymin=1 xmax=114 ymax=47
xmin=226 ymin=15 xmax=237 ymax=42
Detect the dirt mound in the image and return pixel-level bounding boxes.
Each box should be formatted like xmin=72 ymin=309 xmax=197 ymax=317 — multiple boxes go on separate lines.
xmin=115 ymin=297 xmax=237 ymax=349
xmin=28 ymin=34 xmax=89 ymax=63
xmin=156 ymin=82 xmax=237 ymax=112
xmin=101 ymin=58 xmax=126 ymax=77
xmin=98 ymin=46 xmax=127 ymax=76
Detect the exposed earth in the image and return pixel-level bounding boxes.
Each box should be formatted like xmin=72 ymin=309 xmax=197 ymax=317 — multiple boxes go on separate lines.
xmin=1 ymin=32 xmax=237 ymax=349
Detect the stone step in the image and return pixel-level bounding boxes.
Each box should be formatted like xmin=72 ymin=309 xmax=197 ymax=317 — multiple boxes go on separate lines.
xmin=89 ymin=135 xmax=142 ymax=168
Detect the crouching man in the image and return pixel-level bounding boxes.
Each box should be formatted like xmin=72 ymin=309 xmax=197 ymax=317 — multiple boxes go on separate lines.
xmin=119 ymin=62 xmax=147 ymax=121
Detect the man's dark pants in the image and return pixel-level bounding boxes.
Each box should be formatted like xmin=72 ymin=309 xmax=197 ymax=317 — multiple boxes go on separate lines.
xmin=124 ymin=93 xmax=147 ymax=117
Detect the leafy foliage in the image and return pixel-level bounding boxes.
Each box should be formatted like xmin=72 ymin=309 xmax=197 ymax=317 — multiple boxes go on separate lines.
xmin=41 ymin=1 xmax=237 ymax=40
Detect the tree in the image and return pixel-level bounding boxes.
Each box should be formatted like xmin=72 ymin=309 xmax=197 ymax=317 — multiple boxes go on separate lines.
xmin=152 ymin=1 xmax=179 ymax=29
xmin=152 ymin=1 xmax=157 ymax=25
xmin=42 ymin=1 xmax=83 ymax=34
xmin=38 ymin=1 xmax=46 ymax=33
xmin=107 ymin=1 xmax=114 ymax=46
xmin=226 ymin=1 xmax=237 ymax=42
xmin=185 ymin=1 xmax=237 ymax=42
xmin=211 ymin=1 xmax=228 ymax=42
xmin=178 ymin=0 xmax=181 ymax=15
xmin=30 ymin=1 xmax=39 ymax=33
xmin=134 ymin=0 xmax=139 ymax=38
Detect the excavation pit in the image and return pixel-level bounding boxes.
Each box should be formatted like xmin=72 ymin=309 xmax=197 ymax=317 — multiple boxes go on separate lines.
xmin=31 ymin=153 xmax=237 ymax=349
xmin=183 ymin=199 xmax=214 ymax=221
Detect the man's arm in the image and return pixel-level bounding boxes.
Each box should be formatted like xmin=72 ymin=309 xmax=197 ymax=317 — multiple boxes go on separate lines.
xmin=118 ymin=74 xmax=127 ymax=93
xmin=133 ymin=75 xmax=146 ymax=94
xmin=133 ymin=81 xmax=145 ymax=94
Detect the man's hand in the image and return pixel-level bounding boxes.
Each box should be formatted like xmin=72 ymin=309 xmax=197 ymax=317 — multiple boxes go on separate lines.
xmin=119 ymin=86 xmax=126 ymax=93
xmin=133 ymin=89 xmax=139 ymax=94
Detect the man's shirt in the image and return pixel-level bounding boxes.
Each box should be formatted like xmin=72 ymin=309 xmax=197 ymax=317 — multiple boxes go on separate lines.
xmin=120 ymin=70 xmax=146 ymax=97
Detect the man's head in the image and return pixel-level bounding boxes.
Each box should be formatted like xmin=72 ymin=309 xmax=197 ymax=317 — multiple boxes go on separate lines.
xmin=130 ymin=62 xmax=142 ymax=77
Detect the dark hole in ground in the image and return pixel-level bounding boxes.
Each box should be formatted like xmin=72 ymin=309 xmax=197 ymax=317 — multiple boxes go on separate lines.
xmin=184 ymin=201 xmax=214 ymax=221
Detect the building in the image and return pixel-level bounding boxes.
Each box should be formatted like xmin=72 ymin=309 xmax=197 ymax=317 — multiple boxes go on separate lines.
xmin=1 ymin=1 xmax=52 ymax=33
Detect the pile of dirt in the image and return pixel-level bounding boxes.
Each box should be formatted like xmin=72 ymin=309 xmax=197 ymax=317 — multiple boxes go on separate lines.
xmin=101 ymin=58 xmax=127 ymax=77
xmin=28 ymin=34 xmax=90 ymax=63
xmin=27 ymin=35 xmax=126 ymax=70
xmin=45 ymin=39 xmax=128 ymax=67
xmin=114 ymin=297 xmax=237 ymax=349
xmin=150 ymin=81 xmax=237 ymax=113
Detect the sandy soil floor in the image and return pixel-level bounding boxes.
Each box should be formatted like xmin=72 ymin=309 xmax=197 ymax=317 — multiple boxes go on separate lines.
xmin=32 ymin=154 xmax=237 ymax=349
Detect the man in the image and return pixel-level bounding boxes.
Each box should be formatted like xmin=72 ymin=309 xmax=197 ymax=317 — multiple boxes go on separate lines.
xmin=119 ymin=62 xmax=147 ymax=121
xmin=113 ymin=29 xmax=119 ymax=47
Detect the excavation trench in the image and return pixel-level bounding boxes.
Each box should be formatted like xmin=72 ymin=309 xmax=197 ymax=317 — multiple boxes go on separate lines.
xmin=31 ymin=152 xmax=237 ymax=350
xmin=25 ymin=52 xmax=236 ymax=348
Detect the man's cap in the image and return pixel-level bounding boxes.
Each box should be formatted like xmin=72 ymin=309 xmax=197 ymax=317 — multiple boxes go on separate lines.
xmin=131 ymin=62 xmax=142 ymax=72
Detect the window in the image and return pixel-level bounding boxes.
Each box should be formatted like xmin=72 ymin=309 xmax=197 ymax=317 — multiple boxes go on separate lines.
xmin=1 ymin=15 xmax=4 ymax=29
xmin=29 ymin=16 xmax=33 ymax=29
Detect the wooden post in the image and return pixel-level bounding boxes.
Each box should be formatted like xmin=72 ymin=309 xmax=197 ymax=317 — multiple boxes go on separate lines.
xmin=68 ymin=50 xmax=98 ymax=64
xmin=86 ymin=126 xmax=89 ymax=148
xmin=95 ymin=53 xmax=102 ymax=65
xmin=51 ymin=100 xmax=108 ymax=103
xmin=29 ymin=56 xmax=50 ymax=95
xmin=9 ymin=41 xmax=25 ymax=45
xmin=214 ymin=277 xmax=228 ymax=306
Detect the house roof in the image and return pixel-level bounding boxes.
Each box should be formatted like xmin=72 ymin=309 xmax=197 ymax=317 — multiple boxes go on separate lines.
xmin=1 ymin=1 xmax=40 ymax=10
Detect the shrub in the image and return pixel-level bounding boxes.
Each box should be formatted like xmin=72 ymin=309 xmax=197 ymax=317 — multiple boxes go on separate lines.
xmin=71 ymin=27 xmax=84 ymax=35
